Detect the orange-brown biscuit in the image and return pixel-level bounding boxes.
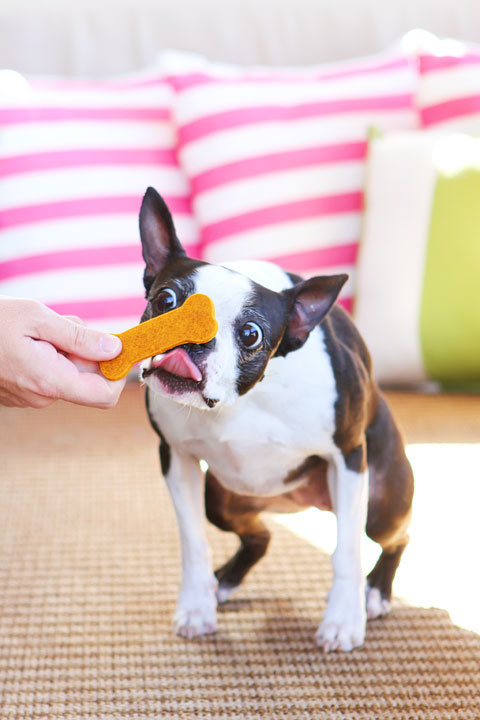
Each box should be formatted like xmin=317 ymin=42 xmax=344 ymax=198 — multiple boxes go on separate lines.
xmin=99 ymin=293 xmax=218 ymax=381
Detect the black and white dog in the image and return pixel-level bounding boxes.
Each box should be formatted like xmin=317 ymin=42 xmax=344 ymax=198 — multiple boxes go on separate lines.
xmin=140 ymin=187 xmax=414 ymax=652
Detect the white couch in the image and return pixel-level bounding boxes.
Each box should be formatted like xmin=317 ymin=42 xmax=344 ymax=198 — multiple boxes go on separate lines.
xmin=1 ymin=0 xmax=480 ymax=75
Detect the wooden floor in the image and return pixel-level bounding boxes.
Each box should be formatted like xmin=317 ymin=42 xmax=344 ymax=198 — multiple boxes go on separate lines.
xmin=385 ymin=389 xmax=480 ymax=443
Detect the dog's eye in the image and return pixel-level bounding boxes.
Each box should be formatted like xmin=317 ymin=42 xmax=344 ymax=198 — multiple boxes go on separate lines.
xmin=239 ymin=321 xmax=263 ymax=350
xmin=157 ymin=288 xmax=177 ymax=313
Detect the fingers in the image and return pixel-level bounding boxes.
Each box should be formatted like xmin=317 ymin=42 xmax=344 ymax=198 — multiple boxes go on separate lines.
xmin=63 ymin=373 xmax=126 ymax=409
xmin=45 ymin=351 xmax=127 ymax=409
xmin=22 ymin=336 xmax=126 ymax=410
xmin=33 ymin=305 xmax=122 ymax=361
xmin=42 ymin=363 xmax=126 ymax=409
xmin=0 ymin=297 xmax=127 ymax=410
xmin=66 ymin=356 xmax=99 ymax=373
xmin=0 ymin=384 xmax=55 ymax=409
xmin=65 ymin=354 xmax=127 ymax=408
xmin=64 ymin=314 xmax=85 ymax=325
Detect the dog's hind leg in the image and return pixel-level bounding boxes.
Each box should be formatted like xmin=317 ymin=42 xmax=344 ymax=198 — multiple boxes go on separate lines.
xmin=365 ymin=395 xmax=414 ymax=619
xmin=365 ymin=538 xmax=410 ymax=619
xmin=205 ymin=471 xmax=271 ymax=604
xmin=365 ymin=468 xmax=413 ymax=619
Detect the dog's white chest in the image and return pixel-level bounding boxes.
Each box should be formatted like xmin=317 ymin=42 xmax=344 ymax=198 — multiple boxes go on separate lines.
xmin=148 ymin=328 xmax=338 ymax=496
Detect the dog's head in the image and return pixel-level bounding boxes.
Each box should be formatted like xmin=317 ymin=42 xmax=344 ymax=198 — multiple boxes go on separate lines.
xmin=140 ymin=188 xmax=347 ymax=409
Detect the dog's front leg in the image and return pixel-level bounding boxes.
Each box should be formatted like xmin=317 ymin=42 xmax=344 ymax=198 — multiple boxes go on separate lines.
xmin=165 ymin=448 xmax=218 ymax=637
xmin=316 ymin=446 xmax=369 ymax=652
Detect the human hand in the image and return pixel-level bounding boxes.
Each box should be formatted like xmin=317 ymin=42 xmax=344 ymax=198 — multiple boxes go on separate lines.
xmin=0 ymin=296 xmax=126 ymax=409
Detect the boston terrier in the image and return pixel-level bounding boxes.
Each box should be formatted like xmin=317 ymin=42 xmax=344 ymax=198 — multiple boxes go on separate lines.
xmin=139 ymin=187 xmax=414 ymax=652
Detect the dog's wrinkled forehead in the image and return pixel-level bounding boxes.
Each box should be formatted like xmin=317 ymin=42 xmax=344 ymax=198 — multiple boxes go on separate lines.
xmin=147 ymin=258 xmax=255 ymax=318
xmin=192 ymin=264 xmax=255 ymax=325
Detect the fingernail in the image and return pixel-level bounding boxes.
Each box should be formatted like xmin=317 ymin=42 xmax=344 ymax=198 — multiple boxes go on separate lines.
xmin=100 ymin=334 xmax=122 ymax=354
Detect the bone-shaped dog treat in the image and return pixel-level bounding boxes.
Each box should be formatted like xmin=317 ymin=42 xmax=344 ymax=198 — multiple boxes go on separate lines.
xmin=99 ymin=293 xmax=218 ymax=381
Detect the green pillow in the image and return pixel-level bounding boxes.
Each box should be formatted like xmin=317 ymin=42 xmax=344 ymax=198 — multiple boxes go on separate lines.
xmin=355 ymin=132 xmax=480 ymax=389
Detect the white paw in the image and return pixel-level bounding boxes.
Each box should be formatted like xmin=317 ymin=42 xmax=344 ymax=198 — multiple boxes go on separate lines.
xmin=316 ymin=579 xmax=366 ymax=652
xmin=366 ymin=586 xmax=391 ymax=620
xmin=175 ymin=578 xmax=218 ymax=638
xmin=216 ymin=582 xmax=238 ymax=605
xmin=174 ymin=606 xmax=218 ymax=638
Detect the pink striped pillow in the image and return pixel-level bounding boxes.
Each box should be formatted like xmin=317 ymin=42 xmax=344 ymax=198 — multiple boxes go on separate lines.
xmin=166 ymin=51 xmax=419 ymax=312
xmin=418 ymin=39 xmax=480 ymax=130
xmin=0 ymin=69 xmax=199 ymax=333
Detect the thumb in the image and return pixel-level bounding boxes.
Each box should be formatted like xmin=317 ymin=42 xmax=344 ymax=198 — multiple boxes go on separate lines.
xmin=35 ymin=310 xmax=122 ymax=361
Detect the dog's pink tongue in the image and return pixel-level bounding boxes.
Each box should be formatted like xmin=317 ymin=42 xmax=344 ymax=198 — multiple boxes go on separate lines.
xmin=151 ymin=348 xmax=202 ymax=382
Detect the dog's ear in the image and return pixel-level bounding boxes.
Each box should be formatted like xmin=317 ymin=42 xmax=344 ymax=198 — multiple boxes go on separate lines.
xmin=139 ymin=187 xmax=186 ymax=293
xmin=276 ymin=274 xmax=348 ymax=356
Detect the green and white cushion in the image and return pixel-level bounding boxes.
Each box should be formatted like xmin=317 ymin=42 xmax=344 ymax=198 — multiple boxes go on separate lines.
xmin=355 ymin=131 xmax=480 ymax=389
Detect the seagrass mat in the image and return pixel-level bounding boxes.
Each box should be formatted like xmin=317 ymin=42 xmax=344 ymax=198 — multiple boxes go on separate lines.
xmin=1 ymin=383 xmax=479 ymax=720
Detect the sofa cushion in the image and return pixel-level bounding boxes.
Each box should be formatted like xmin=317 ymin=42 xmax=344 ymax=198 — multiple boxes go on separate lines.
xmin=355 ymin=130 xmax=480 ymax=389
xmin=164 ymin=49 xmax=419 ymax=312
xmin=0 ymin=69 xmax=199 ymax=332
xmin=418 ymin=36 xmax=480 ymax=130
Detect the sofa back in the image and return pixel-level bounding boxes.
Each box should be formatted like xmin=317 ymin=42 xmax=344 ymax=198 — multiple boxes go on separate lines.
xmin=1 ymin=0 xmax=480 ymax=76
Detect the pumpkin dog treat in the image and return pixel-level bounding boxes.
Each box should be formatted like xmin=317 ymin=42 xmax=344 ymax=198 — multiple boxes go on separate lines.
xmin=99 ymin=293 xmax=217 ymax=381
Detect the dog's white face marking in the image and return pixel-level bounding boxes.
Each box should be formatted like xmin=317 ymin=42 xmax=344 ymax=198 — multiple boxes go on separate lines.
xmin=142 ymin=263 xmax=257 ymax=409
xmin=194 ymin=264 xmax=255 ymax=407
xmin=220 ymin=259 xmax=294 ymax=292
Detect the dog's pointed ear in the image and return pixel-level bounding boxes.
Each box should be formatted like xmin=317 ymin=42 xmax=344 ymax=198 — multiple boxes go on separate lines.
xmin=139 ymin=187 xmax=186 ymax=293
xmin=276 ymin=274 xmax=348 ymax=356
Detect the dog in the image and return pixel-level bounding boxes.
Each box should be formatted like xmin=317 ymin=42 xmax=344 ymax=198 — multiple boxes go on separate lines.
xmin=139 ymin=187 xmax=414 ymax=652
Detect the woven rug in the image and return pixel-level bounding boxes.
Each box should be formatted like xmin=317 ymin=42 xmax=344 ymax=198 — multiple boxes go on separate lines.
xmin=1 ymin=384 xmax=479 ymax=720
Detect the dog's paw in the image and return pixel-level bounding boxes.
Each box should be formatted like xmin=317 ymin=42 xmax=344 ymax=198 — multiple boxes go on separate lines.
xmin=316 ymin=617 xmax=365 ymax=653
xmin=365 ymin=586 xmax=391 ymax=620
xmin=175 ymin=577 xmax=218 ymax=638
xmin=216 ymin=582 xmax=239 ymax=605
xmin=316 ymin=580 xmax=366 ymax=652
xmin=174 ymin=606 xmax=218 ymax=638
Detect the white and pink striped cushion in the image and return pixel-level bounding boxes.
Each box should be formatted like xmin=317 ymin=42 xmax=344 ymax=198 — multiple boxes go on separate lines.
xmin=0 ymin=70 xmax=199 ymax=333
xmin=418 ymin=40 xmax=480 ymax=130
xmin=166 ymin=51 xmax=418 ymax=313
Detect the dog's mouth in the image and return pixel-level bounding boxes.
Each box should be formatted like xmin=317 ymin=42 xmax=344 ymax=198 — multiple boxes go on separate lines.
xmin=142 ymin=348 xmax=218 ymax=408
xmin=150 ymin=347 xmax=203 ymax=382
